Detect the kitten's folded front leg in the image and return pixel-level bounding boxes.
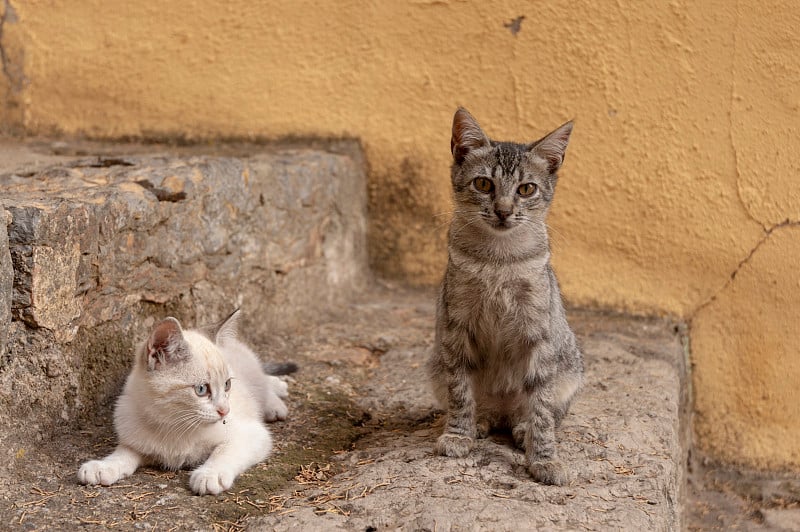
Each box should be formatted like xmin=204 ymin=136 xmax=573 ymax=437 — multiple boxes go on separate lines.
xmin=78 ymin=445 xmax=142 ymax=486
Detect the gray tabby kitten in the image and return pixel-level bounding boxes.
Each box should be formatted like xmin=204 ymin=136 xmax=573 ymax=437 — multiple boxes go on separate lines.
xmin=428 ymin=108 xmax=584 ymax=486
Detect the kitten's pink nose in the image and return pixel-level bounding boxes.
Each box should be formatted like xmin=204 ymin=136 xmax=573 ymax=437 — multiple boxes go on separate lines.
xmin=217 ymin=406 xmax=229 ymax=418
xmin=495 ymin=208 xmax=512 ymax=221
xmin=494 ymin=201 xmax=513 ymax=221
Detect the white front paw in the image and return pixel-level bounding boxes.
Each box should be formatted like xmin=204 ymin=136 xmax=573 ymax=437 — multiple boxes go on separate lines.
xmin=78 ymin=460 xmax=124 ymax=486
xmin=189 ymin=466 xmax=235 ymax=495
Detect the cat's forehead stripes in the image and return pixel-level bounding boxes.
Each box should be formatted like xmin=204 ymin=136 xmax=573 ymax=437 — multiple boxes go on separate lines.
xmin=491 ymin=164 xmax=522 ymax=185
xmin=491 ymin=142 xmax=526 ymax=180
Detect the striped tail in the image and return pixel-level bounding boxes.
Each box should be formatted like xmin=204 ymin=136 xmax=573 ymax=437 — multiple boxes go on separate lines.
xmin=262 ymin=361 xmax=299 ymax=376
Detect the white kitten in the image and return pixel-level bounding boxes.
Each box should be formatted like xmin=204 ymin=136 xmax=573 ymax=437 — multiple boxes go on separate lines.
xmin=78 ymin=310 xmax=293 ymax=495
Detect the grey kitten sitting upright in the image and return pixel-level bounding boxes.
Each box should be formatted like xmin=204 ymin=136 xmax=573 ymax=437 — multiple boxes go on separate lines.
xmin=428 ymin=108 xmax=584 ymax=486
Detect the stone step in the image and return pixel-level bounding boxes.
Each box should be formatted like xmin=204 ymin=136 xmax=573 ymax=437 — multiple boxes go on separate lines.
xmin=0 ymin=141 xmax=369 ymax=432
xmin=0 ymin=141 xmax=687 ymax=530
xmin=253 ymin=298 xmax=689 ymax=531
xmin=0 ymin=286 xmax=687 ymax=530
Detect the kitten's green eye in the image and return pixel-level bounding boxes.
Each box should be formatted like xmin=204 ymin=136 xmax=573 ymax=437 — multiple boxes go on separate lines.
xmin=473 ymin=177 xmax=494 ymax=193
xmin=518 ymin=183 xmax=538 ymax=197
xmin=194 ymin=383 xmax=209 ymax=397
xmin=224 ymin=378 xmax=231 ymax=392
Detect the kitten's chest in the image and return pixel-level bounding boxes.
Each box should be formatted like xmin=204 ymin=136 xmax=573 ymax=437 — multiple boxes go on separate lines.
xmin=446 ymin=261 xmax=549 ymax=351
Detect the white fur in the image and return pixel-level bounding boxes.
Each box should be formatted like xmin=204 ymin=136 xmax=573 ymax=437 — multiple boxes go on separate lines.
xmin=78 ymin=320 xmax=288 ymax=495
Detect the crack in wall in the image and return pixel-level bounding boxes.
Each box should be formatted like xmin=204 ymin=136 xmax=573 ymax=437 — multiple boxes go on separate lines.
xmin=728 ymin=0 xmax=775 ymax=233
xmin=728 ymin=0 xmax=800 ymax=234
xmin=703 ymin=0 xmax=800 ymax=323
xmin=689 ymin=220 xmax=799 ymax=320
xmin=728 ymin=0 xmax=768 ymax=233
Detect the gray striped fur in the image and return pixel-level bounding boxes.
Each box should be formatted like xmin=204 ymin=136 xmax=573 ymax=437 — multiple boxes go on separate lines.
xmin=428 ymin=108 xmax=584 ymax=485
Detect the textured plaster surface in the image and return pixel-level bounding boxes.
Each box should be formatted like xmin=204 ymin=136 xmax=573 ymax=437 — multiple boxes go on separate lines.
xmin=1 ymin=1 xmax=799 ymax=468
xmin=730 ymin=2 xmax=800 ymax=228
xmin=691 ymin=224 xmax=800 ymax=470
xmin=0 ymin=0 xmax=23 ymax=134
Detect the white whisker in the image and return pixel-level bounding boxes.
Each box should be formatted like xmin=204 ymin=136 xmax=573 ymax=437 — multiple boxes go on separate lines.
xmin=449 ymin=216 xmax=483 ymax=239
xmin=432 ymin=209 xmax=473 ymax=219
xmin=429 ymin=210 xmax=485 ymax=236
xmin=546 ymin=222 xmax=568 ymax=245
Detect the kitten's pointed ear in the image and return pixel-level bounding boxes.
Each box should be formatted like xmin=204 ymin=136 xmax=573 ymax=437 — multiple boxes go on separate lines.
xmin=451 ymin=107 xmax=490 ymax=164
xmin=146 ymin=317 xmax=187 ymax=371
xmin=529 ymin=120 xmax=573 ymax=174
xmin=213 ymin=309 xmax=240 ymax=346
xmin=196 ymin=308 xmax=240 ymax=345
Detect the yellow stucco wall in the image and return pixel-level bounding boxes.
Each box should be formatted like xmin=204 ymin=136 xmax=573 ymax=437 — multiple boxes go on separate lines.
xmin=0 ymin=1 xmax=23 ymax=134
xmin=1 ymin=1 xmax=798 ymax=470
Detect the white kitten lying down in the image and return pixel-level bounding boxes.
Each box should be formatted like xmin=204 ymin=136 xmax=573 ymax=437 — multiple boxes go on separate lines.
xmin=78 ymin=310 xmax=295 ymax=495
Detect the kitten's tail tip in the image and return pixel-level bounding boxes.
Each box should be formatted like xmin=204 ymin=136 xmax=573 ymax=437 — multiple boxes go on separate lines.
xmin=263 ymin=361 xmax=299 ymax=376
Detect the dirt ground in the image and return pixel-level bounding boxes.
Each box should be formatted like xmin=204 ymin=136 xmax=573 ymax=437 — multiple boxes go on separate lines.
xmin=1 ymin=283 xmax=793 ymax=531
xmin=686 ymin=452 xmax=800 ymax=531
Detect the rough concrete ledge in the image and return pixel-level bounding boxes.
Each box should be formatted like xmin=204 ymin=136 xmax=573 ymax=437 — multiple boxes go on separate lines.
xmin=0 ymin=286 xmax=686 ymax=531
xmin=0 ymin=141 xmax=368 ymax=435
xmin=254 ymin=299 xmax=686 ymax=531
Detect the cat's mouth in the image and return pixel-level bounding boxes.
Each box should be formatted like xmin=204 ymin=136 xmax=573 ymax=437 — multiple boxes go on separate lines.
xmin=490 ymin=219 xmax=516 ymax=231
xmin=477 ymin=212 xmax=517 ymax=232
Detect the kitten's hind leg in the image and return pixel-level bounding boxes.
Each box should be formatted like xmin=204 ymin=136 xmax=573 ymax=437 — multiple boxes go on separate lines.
xmin=475 ymin=417 xmax=491 ymax=439
xmin=266 ymin=374 xmax=289 ymax=399
xmin=259 ymin=375 xmax=289 ymax=422
xmin=512 ymin=421 xmax=529 ymax=450
xmin=78 ymin=445 xmax=142 ymax=486
xmin=262 ymin=390 xmax=288 ymax=422
xmin=552 ymin=372 xmax=582 ymax=428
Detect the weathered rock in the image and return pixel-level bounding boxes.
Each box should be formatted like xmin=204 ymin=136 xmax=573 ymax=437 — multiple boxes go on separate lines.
xmin=0 ymin=209 xmax=11 ymax=360
xmin=251 ymin=303 xmax=687 ymax=531
xmin=0 ymin=287 xmax=688 ymax=531
xmin=0 ymin=144 xmax=368 ymax=432
xmin=762 ymin=508 xmax=800 ymax=531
